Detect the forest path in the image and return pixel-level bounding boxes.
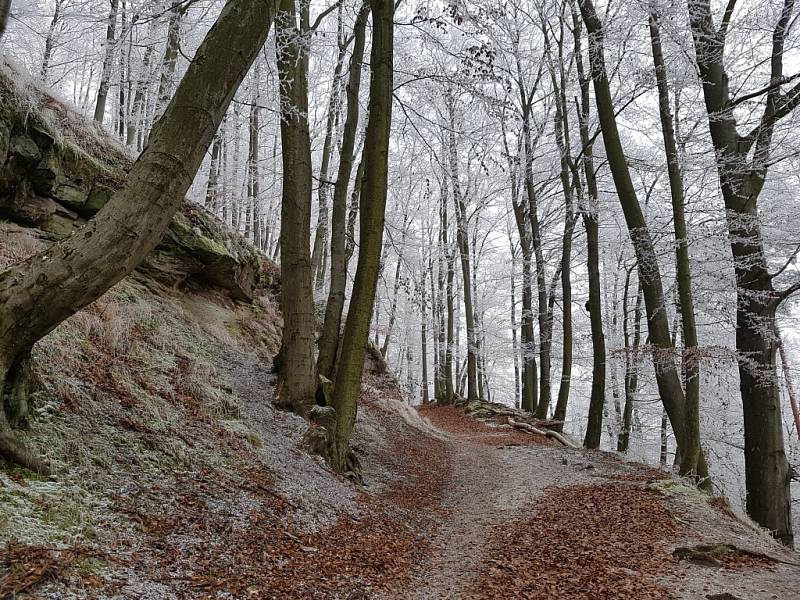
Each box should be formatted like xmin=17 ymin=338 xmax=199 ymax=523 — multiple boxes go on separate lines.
xmin=405 ymin=405 xmax=800 ymax=600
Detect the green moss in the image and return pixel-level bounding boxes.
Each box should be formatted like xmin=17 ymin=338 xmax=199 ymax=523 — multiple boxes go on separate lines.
xmin=192 ymin=234 xmax=233 ymax=259
xmin=647 ymin=479 xmax=712 ymax=504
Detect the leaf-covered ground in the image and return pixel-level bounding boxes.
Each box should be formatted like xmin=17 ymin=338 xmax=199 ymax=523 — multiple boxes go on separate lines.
xmin=2 ymin=398 xmax=797 ymax=599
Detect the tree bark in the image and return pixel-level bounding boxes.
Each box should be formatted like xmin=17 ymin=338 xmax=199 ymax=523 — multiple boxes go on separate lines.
xmin=317 ymin=2 xmax=369 ymax=380
xmin=649 ymin=12 xmax=704 ymax=483
xmin=572 ymin=5 xmax=605 ymax=445
xmin=331 ymin=0 xmax=393 ymax=472
xmin=0 ymin=0 xmax=275 ymax=469
xmin=310 ymin=9 xmax=349 ymax=293
xmin=0 ymin=0 xmax=10 ymax=42
xmin=93 ymin=0 xmax=120 ymax=123
xmin=274 ymin=0 xmax=317 ymax=415
xmin=687 ymin=0 xmax=794 ymax=545
xmin=154 ymin=2 xmax=184 ymax=121
xmin=40 ymin=0 xmax=64 ymax=82
xmin=579 ymin=0 xmax=707 ymax=477
xmin=446 ymin=92 xmax=479 ymax=403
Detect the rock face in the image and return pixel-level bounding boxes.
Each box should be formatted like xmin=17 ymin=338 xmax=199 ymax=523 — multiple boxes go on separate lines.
xmin=0 ymin=60 xmax=267 ymax=300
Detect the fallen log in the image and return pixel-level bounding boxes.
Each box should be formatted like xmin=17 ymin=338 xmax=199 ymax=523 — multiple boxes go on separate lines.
xmin=508 ymin=418 xmax=582 ymax=449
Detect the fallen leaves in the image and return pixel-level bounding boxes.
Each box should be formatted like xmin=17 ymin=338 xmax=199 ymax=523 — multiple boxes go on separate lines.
xmin=418 ymin=405 xmax=556 ymax=447
xmin=0 ymin=541 xmax=97 ymax=599
xmin=467 ymin=483 xmax=681 ymax=599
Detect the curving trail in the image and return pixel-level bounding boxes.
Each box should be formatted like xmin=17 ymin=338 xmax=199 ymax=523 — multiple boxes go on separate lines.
xmin=401 ymin=405 xmax=800 ymax=600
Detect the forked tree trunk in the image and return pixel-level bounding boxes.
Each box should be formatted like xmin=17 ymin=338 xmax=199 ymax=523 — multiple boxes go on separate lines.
xmin=0 ymin=0 xmax=276 ymax=470
xmin=331 ymin=0 xmax=393 ymax=472
xmin=688 ymin=0 xmax=795 ymax=545
xmin=579 ymin=0 xmax=708 ymax=479
xmin=274 ymin=0 xmax=317 ymax=415
xmin=317 ymin=1 xmax=369 ymax=381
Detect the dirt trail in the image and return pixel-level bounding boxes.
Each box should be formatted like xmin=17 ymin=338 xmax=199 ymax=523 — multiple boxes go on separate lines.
xmin=407 ymin=406 xmax=800 ymax=600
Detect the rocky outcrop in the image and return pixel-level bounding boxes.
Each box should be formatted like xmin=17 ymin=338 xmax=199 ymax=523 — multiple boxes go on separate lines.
xmin=0 ymin=60 xmax=268 ymax=300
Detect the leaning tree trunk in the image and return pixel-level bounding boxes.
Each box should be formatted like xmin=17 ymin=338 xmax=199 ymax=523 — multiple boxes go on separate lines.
xmin=649 ymin=12 xmax=704 ymax=483
xmin=0 ymin=0 xmax=276 ymax=470
xmin=579 ymin=0 xmax=708 ymax=478
xmin=331 ymin=0 xmax=393 ymax=472
xmin=274 ymin=0 xmax=317 ymax=415
xmin=316 ymin=1 xmax=369 ymax=381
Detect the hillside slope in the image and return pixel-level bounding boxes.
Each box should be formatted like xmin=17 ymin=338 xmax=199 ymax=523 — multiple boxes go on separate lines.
xmin=0 ymin=59 xmax=798 ymax=600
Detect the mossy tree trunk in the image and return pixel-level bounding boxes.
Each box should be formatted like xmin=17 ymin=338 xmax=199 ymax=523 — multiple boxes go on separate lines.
xmin=317 ymin=1 xmax=369 ymax=381
xmin=274 ymin=0 xmax=317 ymax=415
xmin=331 ymin=0 xmax=393 ymax=472
xmin=0 ymin=0 xmax=276 ymax=469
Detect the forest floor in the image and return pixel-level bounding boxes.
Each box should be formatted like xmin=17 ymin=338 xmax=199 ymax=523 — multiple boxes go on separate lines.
xmin=400 ymin=406 xmax=800 ymax=600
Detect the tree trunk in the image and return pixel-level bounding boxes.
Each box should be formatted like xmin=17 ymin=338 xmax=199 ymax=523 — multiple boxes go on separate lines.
xmin=510 ymin=242 xmax=521 ymax=408
xmin=523 ymin=120 xmax=551 ymax=416
xmin=0 ymin=0 xmax=10 ymax=42
xmin=311 ymin=10 xmax=349 ymax=293
xmin=0 ymin=0 xmax=275 ymax=470
xmin=579 ymin=0 xmax=707 ymax=477
xmin=687 ymin=0 xmax=794 ymax=545
xmin=549 ymin=42 xmax=576 ymax=426
xmin=40 ymin=0 xmax=64 ymax=82
xmin=421 ymin=264 xmax=430 ymax=404
xmin=274 ymin=0 xmax=317 ymax=415
xmin=778 ymin=338 xmax=800 ymax=440
xmin=572 ymin=6 xmax=606 ymax=444
xmin=93 ymin=0 xmax=120 ymax=123
xmin=331 ymin=0 xmax=393 ymax=472
xmin=153 ymin=3 xmax=183 ymax=122
xmin=650 ymin=11 xmax=704 ymax=484
xmin=317 ymin=2 xmax=369 ymax=380
xmin=446 ymin=93 xmax=479 ymax=403
xmin=205 ymin=127 xmax=223 ymax=211
xmin=517 ymin=212 xmax=537 ymax=413
xmin=618 ymin=268 xmax=642 ymax=452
